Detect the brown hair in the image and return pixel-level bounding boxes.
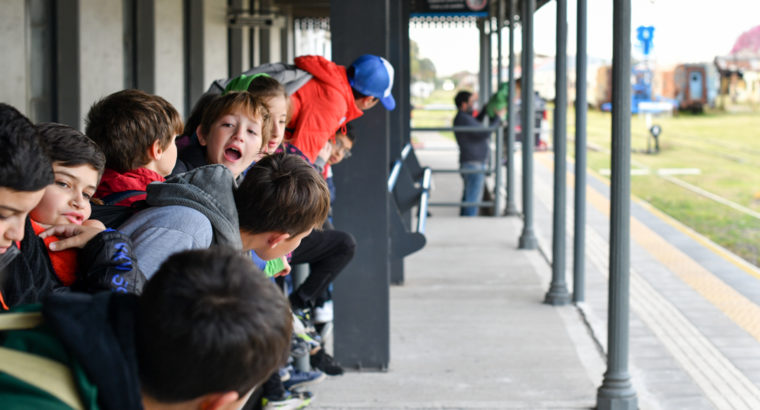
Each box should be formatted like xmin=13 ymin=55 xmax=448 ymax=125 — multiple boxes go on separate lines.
xmin=85 ymin=89 xmax=182 ymax=172
xmin=37 ymin=122 xmax=106 ymax=177
xmin=199 ymin=92 xmax=272 ymax=150
xmin=235 ymin=153 xmax=329 ymax=236
xmin=247 ymin=75 xmax=292 ymax=123
xmin=156 ymin=95 xmax=184 ymax=140
xmin=136 ymin=247 xmax=292 ymax=402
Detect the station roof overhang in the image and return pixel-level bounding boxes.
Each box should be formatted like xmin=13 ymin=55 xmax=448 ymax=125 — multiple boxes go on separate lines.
xmin=258 ymin=0 xmax=551 ymax=23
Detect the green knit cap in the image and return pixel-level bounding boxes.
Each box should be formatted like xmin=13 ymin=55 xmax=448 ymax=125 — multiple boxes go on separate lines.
xmin=224 ymin=73 xmax=272 ymax=94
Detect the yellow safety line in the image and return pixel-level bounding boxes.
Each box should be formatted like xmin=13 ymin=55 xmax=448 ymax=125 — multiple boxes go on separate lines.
xmin=633 ymin=199 xmax=760 ymax=281
xmin=533 ymin=153 xmax=760 ymax=341
xmin=586 ymin=185 xmax=760 ymax=342
xmin=536 ymin=153 xmax=760 ymax=281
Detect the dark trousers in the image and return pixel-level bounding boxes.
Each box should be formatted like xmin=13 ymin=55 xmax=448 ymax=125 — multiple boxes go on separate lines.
xmin=288 ymin=228 xmax=356 ymax=309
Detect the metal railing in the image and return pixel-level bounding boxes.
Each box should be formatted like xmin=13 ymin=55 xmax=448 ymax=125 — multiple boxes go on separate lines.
xmin=410 ymin=124 xmax=504 ymax=216
xmin=388 ymin=143 xmax=432 ymax=234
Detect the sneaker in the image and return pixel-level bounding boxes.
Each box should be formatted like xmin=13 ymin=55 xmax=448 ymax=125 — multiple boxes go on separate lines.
xmin=310 ymin=349 xmax=344 ymax=376
xmin=313 ymin=300 xmax=333 ymax=324
xmin=262 ymin=389 xmax=313 ymax=410
xmin=282 ymin=366 xmax=326 ymax=390
xmin=294 ymin=307 xmax=317 ymax=327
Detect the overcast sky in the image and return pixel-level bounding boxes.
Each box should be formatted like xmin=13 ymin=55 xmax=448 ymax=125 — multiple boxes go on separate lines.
xmin=409 ymin=0 xmax=759 ymax=76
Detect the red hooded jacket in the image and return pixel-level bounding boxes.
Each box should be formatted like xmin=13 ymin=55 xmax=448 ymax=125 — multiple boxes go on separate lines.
xmin=94 ymin=168 xmax=165 ymax=206
xmin=286 ymin=55 xmax=364 ymax=163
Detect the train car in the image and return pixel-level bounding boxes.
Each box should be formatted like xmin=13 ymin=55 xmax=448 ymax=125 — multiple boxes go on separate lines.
xmin=673 ymin=64 xmax=708 ymax=112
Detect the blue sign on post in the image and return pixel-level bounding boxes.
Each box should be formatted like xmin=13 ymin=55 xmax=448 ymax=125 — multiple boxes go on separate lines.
xmin=636 ymin=26 xmax=655 ymax=56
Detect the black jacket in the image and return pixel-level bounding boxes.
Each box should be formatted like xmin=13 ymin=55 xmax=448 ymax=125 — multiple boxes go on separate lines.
xmin=44 ymin=292 xmax=144 ymax=410
xmin=1 ymin=218 xmax=146 ymax=308
xmin=171 ymin=134 xmax=208 ymax=177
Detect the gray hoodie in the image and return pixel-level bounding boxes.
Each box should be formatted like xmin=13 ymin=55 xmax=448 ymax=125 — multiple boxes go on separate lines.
xmin=119 ymin=165 xmax=241 ymax=278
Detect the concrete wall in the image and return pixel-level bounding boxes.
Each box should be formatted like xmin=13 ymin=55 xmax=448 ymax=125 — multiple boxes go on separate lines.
xmin=0 ymin=0 xmax=29 ymax=113
xmin=0 ymin=0 xmax=298 ymax=124
xmin=155 ymin=0 xmax=185 ymax=115
xmin=80 ymin=0 xmax=124 ymax=129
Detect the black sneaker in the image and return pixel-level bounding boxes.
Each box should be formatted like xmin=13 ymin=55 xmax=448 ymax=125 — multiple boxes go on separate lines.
xmin=310 ymin=349 xmax=344 ymax=376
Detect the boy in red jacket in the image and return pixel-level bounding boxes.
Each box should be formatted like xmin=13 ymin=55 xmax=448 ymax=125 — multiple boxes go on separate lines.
xmin=286 ymin=54 xmax=395 ymax=164
xmin=86 ymin=89 xmax=183 ymax=206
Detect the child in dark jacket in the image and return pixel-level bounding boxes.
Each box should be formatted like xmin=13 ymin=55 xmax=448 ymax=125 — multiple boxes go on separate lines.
xmin=0 ymin=247 xmax=293 ymax=410
xmin=0 ymin=104 xmax=144 ymax=309
xmin=29 ymin=123 xmax=144 ymax=293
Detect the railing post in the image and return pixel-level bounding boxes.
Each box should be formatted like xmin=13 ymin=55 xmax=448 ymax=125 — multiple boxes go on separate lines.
xmin=504 ymin=0 xmax=519 ymax=216
xmin=292 ymin=264 xmax=311 ymax=372
xmin=596 ymin=0 xmax=638 ymax=408
xmin=545 ymin=0 xmax=570 ymax=305
xmin=518 ymin=0 xmax=537 ymax=250
xmin=478 ymin=19 xmax=489 ymax=109
xmin=573 ymin=0 xmax=588 ymax=302
xmin=493 ymin=126 xmax=504 ymax=216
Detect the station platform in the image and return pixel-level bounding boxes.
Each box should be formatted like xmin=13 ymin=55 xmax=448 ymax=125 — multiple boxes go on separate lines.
xmin=309 ymin=134 xmax=760 ymax=409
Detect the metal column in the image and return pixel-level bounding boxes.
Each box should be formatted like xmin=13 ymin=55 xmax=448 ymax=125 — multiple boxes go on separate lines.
xmin=56 ymin=0 xmax=80 ymax=128
xmin=545 ymin=0 xmax=570 ymax=305
xmin=330 ymin=0 xmax=393 ymax=370
xmin=184 ymin=0 xmax=205 ymax=116
xmin=518 ymin=0 xmax=537 ymax=249
xmin=496 ymin=0 xmax=503 ymax=88
xmin=573 ymin=0 xmax=588 ymax=302
xmin=596 ymin=0 xmax=638 ymax=408
xmin=504 ymin=0 xmax=519 ymax=216
xmin=229 ymin=0 xmax=245 ymax=77
xmin=136 ymin=0 xmax=156 ymax=92
xmin=389 ymin=0 xmax=411 ymax=285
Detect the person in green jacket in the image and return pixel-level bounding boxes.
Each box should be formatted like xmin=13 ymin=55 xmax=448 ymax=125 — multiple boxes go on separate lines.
xmin=0 ymin=247 xmax=293 ymax=410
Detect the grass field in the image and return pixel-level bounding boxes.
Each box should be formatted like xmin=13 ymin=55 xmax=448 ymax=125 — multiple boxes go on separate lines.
xmin=570 ymin=108 xmax=760 ymax=268
xmin=413 ymin=89 xmax=760 ymax=267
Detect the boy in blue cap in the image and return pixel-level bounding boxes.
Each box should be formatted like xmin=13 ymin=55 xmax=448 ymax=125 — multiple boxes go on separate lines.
xmin=284 ymin=54 xmax=394 ymax=164
xmin=207 ymin=54 xmax=393 ymax=168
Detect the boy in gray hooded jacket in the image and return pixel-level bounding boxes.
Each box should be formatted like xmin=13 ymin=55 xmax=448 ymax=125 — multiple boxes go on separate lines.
xmin=119 ymin=154 xmax=330 ymax=278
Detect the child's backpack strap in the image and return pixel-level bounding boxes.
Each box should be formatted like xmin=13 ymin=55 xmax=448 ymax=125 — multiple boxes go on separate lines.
xmin=0 ymin=311 xmax=43 ymax=329
xmin=0 ymin=312 xmax=86 ymax=410
xmin=99 ymin=190 xmax=145 ymax=206
xmin=91 ymin=192 xmax=150 ymax=229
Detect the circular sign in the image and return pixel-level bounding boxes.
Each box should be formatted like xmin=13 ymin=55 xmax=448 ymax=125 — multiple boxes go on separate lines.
xmin=650 ymin=125 xmax=662 ymax=138
xmin=466 ymin=0 xmax=488 ymax=11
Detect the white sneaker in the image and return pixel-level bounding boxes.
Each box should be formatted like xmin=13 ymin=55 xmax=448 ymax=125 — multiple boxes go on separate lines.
xmin=313 ymin=300 xmax=333 ymax=324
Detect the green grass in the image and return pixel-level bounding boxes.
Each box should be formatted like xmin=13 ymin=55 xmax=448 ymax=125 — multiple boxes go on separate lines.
xmin=565 ymin=107 xmax=760 ymax=267
xmin=411 ymin=89 xmax=457 ymax=140
xmin=412 ymin=89 xmax=760 ymax=267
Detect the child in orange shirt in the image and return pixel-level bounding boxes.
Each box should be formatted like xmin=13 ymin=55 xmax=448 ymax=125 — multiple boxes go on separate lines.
xmin=29 ymin=123 xmax=136 ymax=290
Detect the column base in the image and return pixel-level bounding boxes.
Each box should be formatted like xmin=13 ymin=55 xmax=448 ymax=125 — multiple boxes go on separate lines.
xmin=544 ymin=286 xmax=571 ymax=305
xmin=503 ymin=203 xmax=520 ymax=216
xmin=597 ymin=376 xmax=638 ymax=410
xmin=518 ymin=232 xmax=537 ymax=249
